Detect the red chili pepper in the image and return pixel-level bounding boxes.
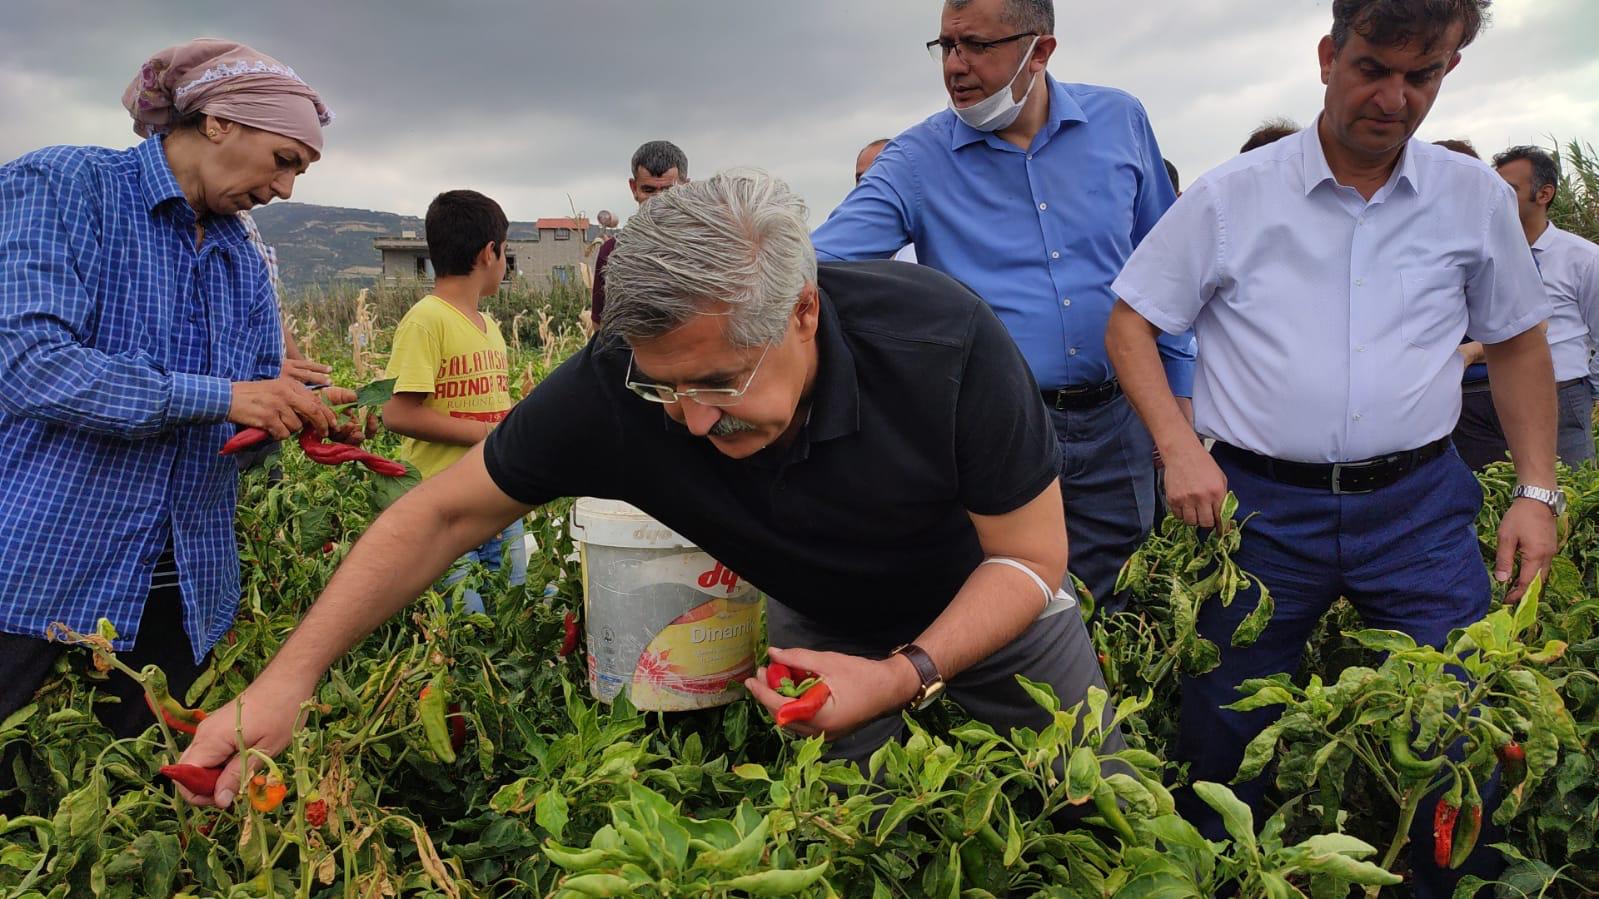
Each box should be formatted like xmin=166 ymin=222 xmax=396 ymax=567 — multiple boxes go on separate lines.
xmin=160 ymin=763 xmax=223 ymax=796
xmin=296 ymin=431 xmax=409 ymax=477
xmin=356 ymin=455 xmax=409 ymax=477
xmin=1433 ymin=800 xmax=1460 ymax=868
xmin=1497 ymin=741 xmax=1527 ymax=788
xmin=765 ymin=662 xmax=793 ymax=692
xmin=559 ymin=611 xmax=579 ymax=657
xmin=775 ymin=682 xmax=832 ymax=727
xmin=219 ymin=427 xmax=271 ymax=455
xmin=304 ymin=797 xmax=328 ymax=828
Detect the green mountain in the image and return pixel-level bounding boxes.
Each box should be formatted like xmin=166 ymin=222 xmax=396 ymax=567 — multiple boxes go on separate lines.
xmin=248 ymin=203 xmax=550 ymax=292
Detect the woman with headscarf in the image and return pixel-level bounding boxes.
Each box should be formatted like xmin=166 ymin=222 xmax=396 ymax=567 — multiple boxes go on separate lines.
xmin=0 ymin=39 xmax=341 ymax=744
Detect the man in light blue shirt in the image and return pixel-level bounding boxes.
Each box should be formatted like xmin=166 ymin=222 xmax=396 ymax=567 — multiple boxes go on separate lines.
xmin=1106 ymin=2 xmax=1554 ymax=893
xmin=812 ymin=0 xmax=1192 ymax=612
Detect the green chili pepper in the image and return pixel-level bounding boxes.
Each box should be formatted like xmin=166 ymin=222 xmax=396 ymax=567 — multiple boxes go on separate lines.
xmin=419 ymin=674 xmax=456 ymax=764
xmin=1389 ymin=724 xmax=1445 ymax=778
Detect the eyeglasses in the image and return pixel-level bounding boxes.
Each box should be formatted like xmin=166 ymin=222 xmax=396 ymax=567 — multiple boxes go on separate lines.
xmin=624 ymin=341 xmax=775 ymax=407
xmin=925 ymin=32 xmax=1036 ymax=63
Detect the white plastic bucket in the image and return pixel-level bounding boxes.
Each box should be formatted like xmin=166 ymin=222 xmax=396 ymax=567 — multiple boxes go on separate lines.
xmin=569 ymin=498 xmax=763 ymax=711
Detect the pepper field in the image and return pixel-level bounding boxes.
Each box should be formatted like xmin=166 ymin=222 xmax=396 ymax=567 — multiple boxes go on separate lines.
xmin=4 ymin=144 xmax=1599 ymax=896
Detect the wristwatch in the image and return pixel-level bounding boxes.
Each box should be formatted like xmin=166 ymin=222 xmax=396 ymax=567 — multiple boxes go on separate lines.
xmin=1512 ymin=484 xmax=1567 ymax=517
xmin=891 ymin=643 xmax=945 ymax=711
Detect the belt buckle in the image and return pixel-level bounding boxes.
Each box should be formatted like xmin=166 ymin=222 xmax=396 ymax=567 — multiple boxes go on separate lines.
xmin=1329 ymin=462 xmax=1375 ymax=495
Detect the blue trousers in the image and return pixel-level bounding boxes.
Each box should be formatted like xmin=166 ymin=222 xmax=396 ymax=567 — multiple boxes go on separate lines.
xmin=1176 ymin=446 xmax=1499 ymax=898
xmin=1051 ymin=394 xmax=1156 ymax=615
xmin=441 ymin=519 xmax=527 ymax=615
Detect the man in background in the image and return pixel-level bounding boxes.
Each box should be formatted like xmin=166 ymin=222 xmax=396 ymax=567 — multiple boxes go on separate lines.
xmin=590 ymin=140 xmax=689 ymax=325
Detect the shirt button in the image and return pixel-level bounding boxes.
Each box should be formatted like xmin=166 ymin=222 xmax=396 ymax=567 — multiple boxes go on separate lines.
xmin=1069 ymin=347 xmax=1079 ymax=356
xmin=1051 ymin=251 xmax=1061 ymax=259
xmin=1356 ymin=345 xmax=1366 ymax=352
xmin=1353 ymin=413 xmax=1363 ymax=421
xmin=1355 ymin=278 xmax=1365 ymax=287
xmin=1026 ymin=154 xmax=1034 ymax=161
xmin=1039 ymin=202 xmax=1048 ymax=211
xmin=1062 ymin=298 xmax=1072 ymax=307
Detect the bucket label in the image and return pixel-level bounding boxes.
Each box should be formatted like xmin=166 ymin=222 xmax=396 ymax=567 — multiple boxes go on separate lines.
xmin=581 ymin=543 xmax=762 ymax=711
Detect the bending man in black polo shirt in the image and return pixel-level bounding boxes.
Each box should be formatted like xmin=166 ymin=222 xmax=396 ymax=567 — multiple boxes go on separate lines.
xmin=175 ymin=170 xmax=1120 ymax=805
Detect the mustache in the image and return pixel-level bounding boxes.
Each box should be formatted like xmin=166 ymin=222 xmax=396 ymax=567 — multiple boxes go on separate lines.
xmin=708 ymin=414 xmax=759 ymax=437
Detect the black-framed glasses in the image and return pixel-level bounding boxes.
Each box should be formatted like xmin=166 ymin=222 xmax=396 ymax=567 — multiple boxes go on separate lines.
xmin=925 ymin=32 xmax=1036 ymax=63
xmin=624 ymin=341 xmax=775 ymax=407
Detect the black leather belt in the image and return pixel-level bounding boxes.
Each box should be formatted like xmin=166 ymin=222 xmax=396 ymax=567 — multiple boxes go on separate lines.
xmin=1212 ymin=437 xmax=1451 ymax=494
xmin=1043 ymin=380 xmax=1121 ymax=411
xmin=1464 ymin=377 xmax=1587 ymax=394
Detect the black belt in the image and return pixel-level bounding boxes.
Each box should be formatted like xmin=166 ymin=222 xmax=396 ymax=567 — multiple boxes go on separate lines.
xmin=1464 ymin=377 xmax=1586 ymax=394
xmin=1212 ymin=437 xmax=1451 ymax=494
xmin=1042 ymin=380 xmax=1121 ymax=411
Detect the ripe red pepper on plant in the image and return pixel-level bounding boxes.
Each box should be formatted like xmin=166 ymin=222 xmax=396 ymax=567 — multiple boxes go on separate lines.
xmin=1497 ymin=740 xmax=1527 ymax=788
xmin=1432 ymin=799 xmax=1460 ymax=868
xmin=304 ymin=795 xmax=328 ymax=828
xmin=559 ymin=611 xmax=579 ymax=657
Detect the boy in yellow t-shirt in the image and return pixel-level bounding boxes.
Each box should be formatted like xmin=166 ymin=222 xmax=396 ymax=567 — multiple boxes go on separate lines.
xmin=383 ymin=190 xmax=524 ymax=613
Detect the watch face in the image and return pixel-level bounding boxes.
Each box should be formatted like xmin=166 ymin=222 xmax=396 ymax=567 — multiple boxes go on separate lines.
xmin=916 ymin=680 xmax=946 ymax=711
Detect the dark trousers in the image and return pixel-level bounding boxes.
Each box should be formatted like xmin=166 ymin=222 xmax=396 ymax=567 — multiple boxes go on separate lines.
xmin=1175 ymin=447 xmax=1499 ymax=899
xmin=1 ymin=582 xmax=206 ymax=802
xmin=1051 ymin=394 xmax=1157 ymax=615
xmin=767 ymin=596 xmax=1125 ymax=770
xmin=1453 ymin=378 xmax=1594 ymax=471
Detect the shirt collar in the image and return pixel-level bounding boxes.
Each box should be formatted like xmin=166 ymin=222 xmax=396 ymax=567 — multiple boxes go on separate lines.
xmin=136 ymin=136 xmax=188 ymax=213
xmin=803 ymin=287 xmax=861 ymax=444
xmin=949 ymin=74 xmax=1085 ymax=151
xmin=135 ymin=136 xmax=251 ymax=249
xmin=1532 ymin=222 xmax=1560 ymax=253
xmin=1298 ymin=114 xmax=1423 ymax=199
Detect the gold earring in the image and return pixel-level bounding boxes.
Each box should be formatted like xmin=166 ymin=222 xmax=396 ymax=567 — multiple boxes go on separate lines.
xmin=207 ymin=129 xmax=218 ymax=137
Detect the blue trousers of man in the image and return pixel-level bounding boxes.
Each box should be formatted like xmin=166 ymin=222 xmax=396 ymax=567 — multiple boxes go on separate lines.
xmin=1176 ymin=446 xmax=1502 ymax=898
xmin=1051 ymin=394 xmax=1156 ymax=615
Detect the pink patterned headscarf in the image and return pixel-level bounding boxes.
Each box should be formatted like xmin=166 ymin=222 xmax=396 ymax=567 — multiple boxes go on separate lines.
xmin=122 ymin=39 xmax=333 ymax=155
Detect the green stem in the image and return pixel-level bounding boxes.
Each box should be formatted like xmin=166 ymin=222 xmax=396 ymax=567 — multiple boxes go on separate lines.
xmin=1369 ymin=786 xmax=1424 ymax=899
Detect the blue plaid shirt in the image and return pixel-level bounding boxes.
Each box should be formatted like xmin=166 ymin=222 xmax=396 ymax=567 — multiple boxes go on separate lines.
xmin=0 ymin=137 xmax=281 ymax=661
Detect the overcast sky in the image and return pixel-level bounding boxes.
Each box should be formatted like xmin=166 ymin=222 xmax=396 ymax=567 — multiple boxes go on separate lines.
xmin=4 ymin=0 xmax=1595 ymax=227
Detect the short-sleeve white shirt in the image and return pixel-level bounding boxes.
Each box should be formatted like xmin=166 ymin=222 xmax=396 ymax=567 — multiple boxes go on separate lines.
xmin=1112 ymin=121 xmax=1549 ymax=463
xmin=1532 ymin=223 xmax=1599 ymax=382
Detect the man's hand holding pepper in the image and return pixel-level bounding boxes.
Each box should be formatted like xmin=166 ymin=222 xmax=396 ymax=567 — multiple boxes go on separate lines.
xmin=228 ymin=376 xmax=338 ymax=440
xmin=744 ymin=646 xmax=919 ymax=739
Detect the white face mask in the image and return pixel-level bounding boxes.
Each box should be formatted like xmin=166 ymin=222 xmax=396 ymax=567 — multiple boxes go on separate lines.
xmin=948 ymin=36 xmax=1041 ymax=133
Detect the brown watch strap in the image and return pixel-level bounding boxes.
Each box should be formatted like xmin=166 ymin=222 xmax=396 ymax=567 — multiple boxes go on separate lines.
xmin=892 ymin=643 xmax=942 ymax=706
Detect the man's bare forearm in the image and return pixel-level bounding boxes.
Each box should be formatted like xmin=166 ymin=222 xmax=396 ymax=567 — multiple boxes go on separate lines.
xmin=1107 ymin=301 xmax=1203 ymax=457
xmin=258 ymin=453 xmax=525 ymax=691
xmin=1484 ymin=327 xmax=1557 ymax=486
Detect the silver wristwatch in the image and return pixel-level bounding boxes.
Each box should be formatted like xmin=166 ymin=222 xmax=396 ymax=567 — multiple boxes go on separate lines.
xmin=1512 ymin=484 xmax=1567 ymax=516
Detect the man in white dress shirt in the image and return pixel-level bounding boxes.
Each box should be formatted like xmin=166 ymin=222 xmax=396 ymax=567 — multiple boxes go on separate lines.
xmin=1454 ymin=145 xmax=1599 ymax=468
xmin=1104 ymin=1 xmax=1557 ymax=894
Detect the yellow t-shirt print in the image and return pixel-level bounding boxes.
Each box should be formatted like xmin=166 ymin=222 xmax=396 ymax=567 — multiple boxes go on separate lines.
xmin=385 ymin=295 xmax=513 ymax=479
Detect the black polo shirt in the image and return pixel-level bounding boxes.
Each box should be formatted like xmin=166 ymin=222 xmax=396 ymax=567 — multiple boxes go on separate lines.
xmin=484 ymin=260 xmax=1060 ymax=638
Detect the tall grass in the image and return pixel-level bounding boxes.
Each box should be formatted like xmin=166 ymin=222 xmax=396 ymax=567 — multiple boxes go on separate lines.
xmin=280 ymin=279 xmax=591 ymax=364
xmin=1551 ymin=139 xmax=1598 ymax=245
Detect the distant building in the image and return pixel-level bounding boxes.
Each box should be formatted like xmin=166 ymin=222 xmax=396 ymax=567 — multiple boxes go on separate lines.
xmin=375 ymin=217 xmax=604 ymax=288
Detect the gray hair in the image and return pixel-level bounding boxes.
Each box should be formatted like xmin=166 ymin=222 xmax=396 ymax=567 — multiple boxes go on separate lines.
xmin=946 ymin=0 xmax=1054 ymax=34
xmin=601 ymin=169 xmax=817 ymax=348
